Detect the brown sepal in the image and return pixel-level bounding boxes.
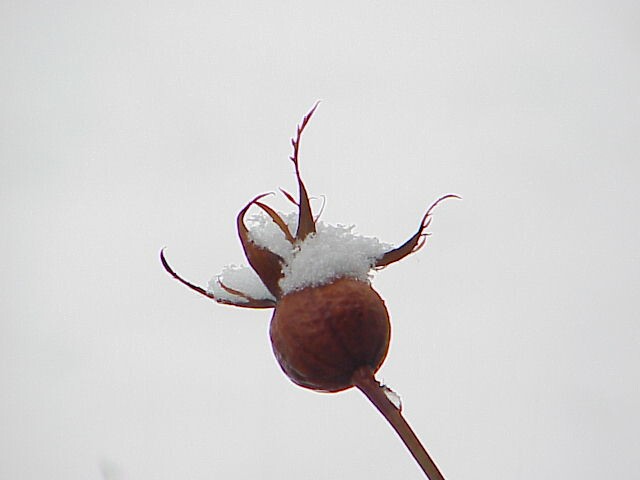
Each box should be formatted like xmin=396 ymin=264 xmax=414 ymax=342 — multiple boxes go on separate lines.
xmin=237 ymin=194 xmax=286 ymax=299
xmin=290 ymin=102 xmax=320 ymax=241
xmin=160 ymin=249 xmax=275 ymax=309
xmin=254 ymin=200 xmax=295 ymax=244
xmin=216 ymin=279 xmax=276 ymax=309
xmin=376 ymin=194 xmax=460 ymax=268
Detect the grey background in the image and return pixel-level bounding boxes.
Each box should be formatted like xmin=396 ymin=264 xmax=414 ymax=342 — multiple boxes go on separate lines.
xmin=2 ymin=1 xmax=639 ymax=479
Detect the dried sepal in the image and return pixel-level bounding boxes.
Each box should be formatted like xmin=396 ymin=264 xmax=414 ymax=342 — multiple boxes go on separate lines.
xmin=279 ymin=187 xmax=299 ymax=206
xmin=216 ymin=279 xmax=276 ymax=309
xmin=280 ymin=188 xmax=325 ymax=223
xmin=160 ymin=249 xmax=274 ymax=309
xmin=376 ymin=194 xmax=460 ymax=268
xmin=237 ymin=194 xmax=285 ymax=299
xmin=290 ymin=102 xmax=320 ymax=241
xmin=254 ymin=200 xmax=295 ymax=244
xmin=160 ymin=248 xmax=216 ymax=300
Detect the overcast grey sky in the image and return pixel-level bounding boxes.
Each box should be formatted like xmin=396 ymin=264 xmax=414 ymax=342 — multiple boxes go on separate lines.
xmin=2 ymin=1 xmax=639 ymax=479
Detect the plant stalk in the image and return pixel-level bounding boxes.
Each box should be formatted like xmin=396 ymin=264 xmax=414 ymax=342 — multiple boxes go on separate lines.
xmin=352 ymin=366 xmax=445 ymax=480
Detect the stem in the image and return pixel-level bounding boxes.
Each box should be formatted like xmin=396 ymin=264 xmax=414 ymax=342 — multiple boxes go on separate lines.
xmin=352 ymin=366 xmax=445 ymax=480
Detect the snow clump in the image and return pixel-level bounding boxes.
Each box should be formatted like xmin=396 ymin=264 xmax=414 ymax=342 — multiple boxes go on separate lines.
xmin=208 ymin=211 xmax=391 ymax=303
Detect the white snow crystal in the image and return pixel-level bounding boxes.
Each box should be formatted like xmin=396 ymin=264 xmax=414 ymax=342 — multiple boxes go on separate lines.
xmin=382 ymin=385 xmax=403 ymax=411
xmin=245 ymin=212 xmax=297 ymax=259
xmin=278 ymin=221 xmax=391 ymax=294
xmin=211 ymin=210 xmax=392 ymax=299
xmin=207 ymin=264 xmax=275 ymax=304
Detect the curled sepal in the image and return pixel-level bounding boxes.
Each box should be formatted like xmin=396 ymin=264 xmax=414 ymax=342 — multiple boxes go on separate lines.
xmin=216 ymin=279 xmax=276 ymax=309
xmin=237 ymin=194 xmax=286 ymax=299
xmin=290 ymin=102 xmax=320 ymax=241
xmin=254 ymin=200 xmax=295 ymax=243
xmin=376 ymin=194 xmax=460 ymax=268
xmin=160 ymin=249 xmax=275 ymax=309
xmin=279 ymin=187 xmax=298 ymax=206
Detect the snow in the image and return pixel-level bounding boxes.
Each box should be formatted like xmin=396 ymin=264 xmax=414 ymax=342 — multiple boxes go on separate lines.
xmin=382 ymin=385 xmax=403 ymax=411
xmin=209 ymin=211 xmax=392 ymax=301
xmin=277 ymin=219 xmax=391 ymax=294
xmin=208 ymin=264 xmax=275 ymax=304
xmin=245 ymin=212 xmax=298 ymax=259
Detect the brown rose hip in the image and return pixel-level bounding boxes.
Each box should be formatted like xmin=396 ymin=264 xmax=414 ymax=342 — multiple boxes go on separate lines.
xmin=270 ymin=278 xmax=390 ymax=392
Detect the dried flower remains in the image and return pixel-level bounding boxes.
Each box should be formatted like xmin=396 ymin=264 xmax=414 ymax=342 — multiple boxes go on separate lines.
xmin=161 ymin=104 xmax=458 ymax=479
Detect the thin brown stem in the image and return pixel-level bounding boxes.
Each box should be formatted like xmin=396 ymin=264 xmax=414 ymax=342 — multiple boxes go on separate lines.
xmin=352 ymin=366 xmax=445 ymax=480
